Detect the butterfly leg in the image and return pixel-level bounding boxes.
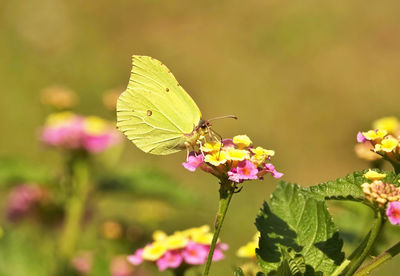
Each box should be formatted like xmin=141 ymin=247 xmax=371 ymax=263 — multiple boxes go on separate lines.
xmin=197 ymin=139 xmax=205 ymax=156
xmin=184 ymin=141 xmax=192 ymax=161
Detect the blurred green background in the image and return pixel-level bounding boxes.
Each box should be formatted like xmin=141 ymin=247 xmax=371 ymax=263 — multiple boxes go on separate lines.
xmin=1 ymin=0 xmax=400 ymax=275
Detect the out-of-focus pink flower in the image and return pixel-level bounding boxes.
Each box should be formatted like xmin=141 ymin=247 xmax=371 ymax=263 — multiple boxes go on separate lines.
xmin=127 ymin=248 xmax=144 ymax=266
xmin=40 ymin=112 xmax=122 ymax=153
xmin=71 ymin=251 xmax=93 ymax=275
xmin=386 ymin=201 xmax=400 ymax=225
xmin=228 ymin=160 xmax=259 ymax=183
xmin=83 ymin=132 xmax=121 ymax=153
xmin=110 ymin=256 xmax=134 ymax=276
xmin=182 ymin=242 xmax=209 ymax=265
xmin=156 ymin=250 xmax=183 ymax=271
xmin=6 ymin=184 xmax=43 ymax=221
xmin=212 ymin=243 xmax=228 ymax=261
xmin=212 ymin=249 xmax=225 ymax=261
xmin=128 ymin=226 xmax=228 ymax=272
xmin=182 ymin=153 xmax=204 ymax=172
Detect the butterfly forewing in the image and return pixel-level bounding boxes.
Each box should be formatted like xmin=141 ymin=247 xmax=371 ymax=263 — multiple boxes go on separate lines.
xmin=117 ymin=55 xmax=202 ymax=155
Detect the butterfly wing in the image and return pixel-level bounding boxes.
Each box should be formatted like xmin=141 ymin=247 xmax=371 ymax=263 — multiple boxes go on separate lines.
xmin=117 ymin=55 xmax=202 ymax=155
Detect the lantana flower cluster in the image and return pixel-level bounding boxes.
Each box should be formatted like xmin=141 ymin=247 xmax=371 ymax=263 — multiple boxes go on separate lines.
xmin=356 ymin=116 xmax=400 ymax=162
xmin=127 ymin=225 xmax=228 ymax=272
xmin=182 ymin=135 xmax=283 ymax=183
xmin=361 ymin=170 xmax=400 ymax=226
xmin=41 ymin=112 xmax=122 ymax=153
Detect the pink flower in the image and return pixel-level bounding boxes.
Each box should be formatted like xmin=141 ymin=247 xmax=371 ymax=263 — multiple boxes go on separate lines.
xmin=83 ymin=132 xmax=121 ymax=153
xmin=127 ymin=248 xmax=144 ymax=266
xmin=41 ymin=117 xmax=84 ymax=149
xmin=182 ymin=153 xmax=204 ymax=172
xmin=40 ymin=113 xmax=122 ymax=153
xmin=7 ymin=184 xmax=44 ymax=221
xmin=156 ymin=250 xmax=183 ymax=271
xmin=71 ymin=251 xmax=93 ymax=275
xmin=222 ymin=139 xmax=235 ymax=149
xmin=110 ymin=256 xmax=134 ymax=276
xmin=386 ymin=201 xmax=400 ymax=225
xmin=228 ymin=160 xmax=259 ymax=183
xmin=212 ymin=249 xmax=225 ymax=261
xmin=357 ymin=132 xmax=367 ymax=143
xmin=212 ymin=243 xmax=228 ymax=261
xmin=182 ymin=242 xmax=209 ymax=265
xmin=263 ymin=163 xmax=284 ymax=179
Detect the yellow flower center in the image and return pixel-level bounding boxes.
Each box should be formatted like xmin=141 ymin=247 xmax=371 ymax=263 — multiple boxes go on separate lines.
xmin=84 ymin=116 xmax=108 ymax=135
xmin=204 ymin=151 xmax=228 ymax=166
xmin=142 ymin=242 xmax=167 ymax=261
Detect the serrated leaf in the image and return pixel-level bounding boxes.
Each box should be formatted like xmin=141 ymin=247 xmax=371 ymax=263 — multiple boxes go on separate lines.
xmin=256 ymin=182 xmax=344 ymax=275
xmin=305 ymin=170 xmax=399 ymax=202
xmin=305 ymin=171 xmax=366 ymax=201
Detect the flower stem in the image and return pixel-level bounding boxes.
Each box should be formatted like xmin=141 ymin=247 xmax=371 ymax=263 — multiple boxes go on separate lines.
xmin=59 ymin=154 xmax=90 ymax=259
xmin=344 ymin=211 xmax=384 ymax=276
xmin=388 ymin=160 xmax=400 ymax=174
xmin=203 ymin=179 xmax=235 ymax=276
xmin=354 ymin=241 xmax=400 ymax=275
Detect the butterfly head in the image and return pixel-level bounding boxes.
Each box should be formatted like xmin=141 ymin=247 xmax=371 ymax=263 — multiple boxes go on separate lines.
xmin=198 ymin=119 xmax=212 ymax=130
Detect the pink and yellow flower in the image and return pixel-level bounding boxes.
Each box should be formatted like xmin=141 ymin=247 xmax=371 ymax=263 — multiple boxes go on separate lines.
xmin=228 ymin=160 xmax=259 ymax=183
xmin=40 ymin=112 xmax=122 ymax=153
xmin=156 ymin=250 xmax=183 ymax=271
xmin=127 ymin=225 xmax=228 ymax=272
xmin=362 ymin=129 xmax=387 ymax=141
xmin=182 ymin=134 xmax=282 ymax=184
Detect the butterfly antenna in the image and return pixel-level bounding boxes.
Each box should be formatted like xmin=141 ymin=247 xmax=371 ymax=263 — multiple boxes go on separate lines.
xmin=207 ymin=115 xmax=238 ymax=122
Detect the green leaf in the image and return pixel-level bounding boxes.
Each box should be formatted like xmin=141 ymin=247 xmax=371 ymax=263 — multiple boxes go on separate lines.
xmin=256 ymin=181 xmax=344 ymax=275
xmin=305 ymin=171 xmax=366 ymax=202
xmin=234 ymin=267 xmax=245 ymax=276
xmin=305 ymin=170 xmax=399 ymax=202
xmin=284 ymin=248 xmax=306 ymax=275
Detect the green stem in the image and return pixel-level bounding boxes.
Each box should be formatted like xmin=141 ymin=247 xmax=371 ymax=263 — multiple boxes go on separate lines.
xmin=388 ymin=160 xmax=400 ymax=174
xmin=59 ymin=155 xmax=90 ymax=259
xmin=355 ymin=241 xmax=400 ymax=276
xmin=203 ymin=179 xmax=235 ymax=276
xmin=344 ymin=211 xmax=384 ymax=276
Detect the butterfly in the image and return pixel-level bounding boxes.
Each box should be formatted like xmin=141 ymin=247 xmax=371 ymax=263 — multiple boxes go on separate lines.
xmin=117 ymin=55 xmax=235 ymax=155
